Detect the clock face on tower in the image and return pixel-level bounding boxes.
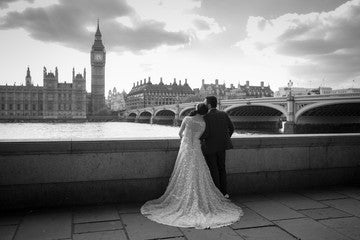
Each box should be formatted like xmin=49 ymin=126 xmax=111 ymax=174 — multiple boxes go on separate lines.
xmin=94 ymin=53 xmax=103 ymax=62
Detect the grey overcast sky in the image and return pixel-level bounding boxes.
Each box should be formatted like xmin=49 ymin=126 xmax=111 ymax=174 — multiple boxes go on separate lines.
xmin=0 ymin=0 xmax=358 ymax=93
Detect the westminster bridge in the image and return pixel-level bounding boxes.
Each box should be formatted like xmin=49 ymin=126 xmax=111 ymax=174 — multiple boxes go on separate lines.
xmin=124 ymin=93 xmax=360 ymax=133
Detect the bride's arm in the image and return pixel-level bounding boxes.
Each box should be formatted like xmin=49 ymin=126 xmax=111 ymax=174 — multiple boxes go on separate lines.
xmin=178 ymin=117 xmax=187 ymax=138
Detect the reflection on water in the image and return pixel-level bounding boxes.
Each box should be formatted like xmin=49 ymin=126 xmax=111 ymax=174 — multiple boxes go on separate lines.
xmin=0 ymin=122 xmax=275 ymax=140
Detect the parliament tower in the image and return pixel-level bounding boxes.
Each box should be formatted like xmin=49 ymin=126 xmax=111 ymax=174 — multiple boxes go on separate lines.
xmin=90 ymin=19 xmax=106 ymax=115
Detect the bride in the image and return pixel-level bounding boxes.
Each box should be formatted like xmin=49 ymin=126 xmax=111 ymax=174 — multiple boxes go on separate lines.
xmin=141 ymin=103 xmax=243 ymax=229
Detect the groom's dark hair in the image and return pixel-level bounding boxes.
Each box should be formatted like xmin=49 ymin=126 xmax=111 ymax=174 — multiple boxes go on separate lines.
xmin=205 ymin=96 xmax=217 ymax=108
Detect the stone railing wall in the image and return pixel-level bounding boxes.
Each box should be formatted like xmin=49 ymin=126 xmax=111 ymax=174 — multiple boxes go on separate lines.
xmin=1 ymin=134 xmax=360 ymax=209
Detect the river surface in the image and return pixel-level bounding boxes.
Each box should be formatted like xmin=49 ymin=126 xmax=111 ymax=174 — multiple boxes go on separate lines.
xmin=0 ymin=122 xmax=279 ymax=140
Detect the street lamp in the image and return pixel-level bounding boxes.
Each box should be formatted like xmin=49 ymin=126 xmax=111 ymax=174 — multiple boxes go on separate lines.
xmin=287 ymin=80 xmax=294 ymax=99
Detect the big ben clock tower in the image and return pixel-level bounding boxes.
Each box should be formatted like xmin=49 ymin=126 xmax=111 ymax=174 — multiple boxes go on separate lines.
xmin=90 ymin=19 xmax=106 ymax=115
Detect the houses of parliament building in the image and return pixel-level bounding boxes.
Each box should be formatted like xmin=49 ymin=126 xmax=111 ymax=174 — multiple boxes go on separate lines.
xmin=0 ymin=21 xmax=106 ymax=120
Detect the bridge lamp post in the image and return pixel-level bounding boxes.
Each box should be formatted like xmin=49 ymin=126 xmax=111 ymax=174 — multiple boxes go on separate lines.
xmin=284 ymin=80 xmax=295 ymax=133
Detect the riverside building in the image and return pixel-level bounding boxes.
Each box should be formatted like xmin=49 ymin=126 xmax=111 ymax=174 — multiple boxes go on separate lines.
xmin=126 ymin=77 xmax=194 ymax=110
xmin=199 ymin=79 xmax=274 ymax=99
xmin=0 ymin=67 xmax=87 ymax=120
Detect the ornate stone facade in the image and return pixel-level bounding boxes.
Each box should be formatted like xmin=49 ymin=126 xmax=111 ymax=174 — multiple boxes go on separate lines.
xmin=107 ymin=87 xmax=126 ymax=111
xmin=126 ymin=77 xmax=194 ymax=110
xmin=0 ymin=67 xmax=87 ymax=120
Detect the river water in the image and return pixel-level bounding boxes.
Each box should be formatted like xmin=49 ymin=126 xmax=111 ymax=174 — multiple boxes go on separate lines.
xmin=0 ymin=122 xmax=277 ymax=140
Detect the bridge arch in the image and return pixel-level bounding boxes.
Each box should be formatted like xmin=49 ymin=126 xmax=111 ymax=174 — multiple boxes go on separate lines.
xmin=224 ymin=103 xmax=288 ymax=119
xmin=139 ymin=111 xmax=152 ymax=117
xmin=153 ymin=109 xmax=176 ymax=125
xmin=295 ymin=100 xmax=360 ymax=124
xmin=127 ymin=112 xmax=137 ymax=122
xmin=154 ymin=109 xmax=176 ymax=117
xmin=179 ymin=106 xmax=196 ymax=118
xmin=224 ymin=103 xmax=286 ymax=132
xmin=138 ymin=111 xmax=152 ymax=123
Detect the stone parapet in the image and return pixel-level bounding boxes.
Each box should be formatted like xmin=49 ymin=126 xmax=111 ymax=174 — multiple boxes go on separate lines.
xmin=1 ymin=134 xmax=359 ymax=209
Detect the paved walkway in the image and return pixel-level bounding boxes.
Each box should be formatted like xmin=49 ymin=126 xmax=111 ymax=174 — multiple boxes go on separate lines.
xmin=1 ymin=186 xmax=360 ymax=240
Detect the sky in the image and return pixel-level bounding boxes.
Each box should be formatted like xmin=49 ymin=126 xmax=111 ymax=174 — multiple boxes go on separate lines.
xmin=0 ymin=0 xmax=359 ymax=94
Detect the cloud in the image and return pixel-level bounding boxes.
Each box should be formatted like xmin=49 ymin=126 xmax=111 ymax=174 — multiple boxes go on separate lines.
xmin=0 ymin=0 xmax=34 ymax=9
xmin=236 ymin=0 xmax=360 ymax=87
xmin=0 ymin=0 xmax=190 ymax=53
xmin=191 ymin=16 xmax=224 ymax=39
xmin=193 ymin=18 xmax=211 ymax=31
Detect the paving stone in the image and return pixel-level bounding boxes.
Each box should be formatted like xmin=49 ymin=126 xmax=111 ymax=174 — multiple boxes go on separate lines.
xmin=118 ymin=203 xmax=142 ymax=214
xmin=244 ymin=200 xmax=304 ymax=221
xmin=298 ymin=189 xmax=347 ymax=201
xmin=121 ymin=213 xmax=183 ymax=240
xmin=73 ymin=205 xmax=120 ymax=223
xmin=232 ymin=194 xmax=269 ymax=203
xmin=236 ymin=226 xmax=297 ymax=240
xmin=73 ymin=230 xmax=127 ymax=240
xmin=322 ymin=198 xmax=360 ymax=217
xmin=336 ymin=187 xmax=360 ymax=200
xmin=298 ymin=207 xmax=352 ymax=220
xmin=230 ymin=208 xmax=273 ymax=229
xmin=182 ymin=227 xmax=243 ymax=240
xmin=74 ymin=220 xmax=123 ymax=234
xmin=319 ymin=217 xmax=360 ymax=240
xmin=0 ymin=225 xmax=17 ymax=240
xmin=14 ymin=209 xmax=71 ymax=240
xmin=265 ymin=192 xmax=327 ymax=210
xmin=275 ymin=217 xmax=350 ymax=240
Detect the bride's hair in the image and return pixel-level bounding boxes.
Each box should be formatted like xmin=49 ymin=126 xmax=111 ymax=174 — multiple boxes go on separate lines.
xmin=188 ymin=103 xmax=208 ymax=116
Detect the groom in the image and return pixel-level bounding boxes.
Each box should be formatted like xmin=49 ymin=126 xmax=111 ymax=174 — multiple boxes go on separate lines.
xmin=200 ymin=96 xmax=234 ymax=198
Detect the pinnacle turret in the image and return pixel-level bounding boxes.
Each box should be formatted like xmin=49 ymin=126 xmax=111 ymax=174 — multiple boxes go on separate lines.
xmin=26 ymin=66 xmax=31 ymax=78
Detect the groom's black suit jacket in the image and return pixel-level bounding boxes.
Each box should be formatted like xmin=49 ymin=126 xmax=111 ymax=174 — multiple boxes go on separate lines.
xmin=200 ymin=108 xmax=234 ymax=154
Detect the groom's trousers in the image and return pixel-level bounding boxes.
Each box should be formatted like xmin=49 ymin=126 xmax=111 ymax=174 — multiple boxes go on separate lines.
xmin=204 ymin=150 xmax=227 ymax=195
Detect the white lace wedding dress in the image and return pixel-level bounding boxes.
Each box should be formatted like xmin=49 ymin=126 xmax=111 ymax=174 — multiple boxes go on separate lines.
xmin=141 ymin=116 xmax=243 ymax=229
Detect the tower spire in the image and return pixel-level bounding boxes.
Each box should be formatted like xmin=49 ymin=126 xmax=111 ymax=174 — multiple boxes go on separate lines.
xmin=92 ymin=18 xmax=104 ymax=51
xmin=95 ymin=18 xmax=102 ymax=37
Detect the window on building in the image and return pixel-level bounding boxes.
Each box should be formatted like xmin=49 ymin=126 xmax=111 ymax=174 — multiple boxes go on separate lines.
xmin=17 ymin=104 xmax=21 ymax=110
xmin=1 ymin=104 xmax=4 ymax=110
xmin=33 ymin=105 xmax=36 ymax=110
xmin=9 ymin=104 xmax=13 ymax=110
xmin=25 ymin=104 xmax=28 ymax=110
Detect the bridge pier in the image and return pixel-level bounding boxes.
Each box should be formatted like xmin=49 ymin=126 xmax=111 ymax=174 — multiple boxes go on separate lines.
xmin=285 ymin=95 xmax=296 ymax=134
xmin=284 ymin=121 xmax=295 ymax=134
xmin=173 ymin=113 xmax=180 ymax=126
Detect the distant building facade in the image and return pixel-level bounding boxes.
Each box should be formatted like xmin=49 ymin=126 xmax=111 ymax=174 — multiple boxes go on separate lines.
xmin=107 ymin=87 xmax=126 ymax=111
xmin=199 ymin=79 xmax=273 ymax=99
xmin=331 ymin=88 xmax=360 ymax=94
xmin=0 ymin=67 xmax=87 ymax=120
xmin=126 ymin=77 xmax=194 ymax=109
xmin=275 ymin=86 xmax=332 ymax=97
